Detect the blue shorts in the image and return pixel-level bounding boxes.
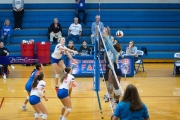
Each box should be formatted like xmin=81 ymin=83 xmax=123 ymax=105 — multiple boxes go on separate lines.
xmin=25 ymin=82 xmax=32 ymax=93
xmin=57 ymin=89 xmax=69 ymax=99
xmin=29 ymin=95 xmax=41 ymax=105
xmin=51 ymin=57 xmax=62 ymax=64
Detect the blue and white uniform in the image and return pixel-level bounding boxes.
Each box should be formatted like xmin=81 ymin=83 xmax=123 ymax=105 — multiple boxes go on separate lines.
xmin=57 ymin=74 xmax=75 ymax=99
xmin=51 ymin=44 xmax=67 ymax=64
xmin=25 ymin=70 xmax=39 ymax=92
xmin=29 ymin=80 xmax=46 ymax=105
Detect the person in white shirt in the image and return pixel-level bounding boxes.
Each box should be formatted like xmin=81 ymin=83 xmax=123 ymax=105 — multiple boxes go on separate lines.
xmin=12 ymin=0 xmax=24 ymax=30
xmin=57 ymin=67 xmax=75 ymax=120
xmin=51 ymin=37 xmax=78 ymax=93
xmin=66 ymin=17 xmax=82 ymax=43
xmin=29 ymin=72 xmax=48 ymax=120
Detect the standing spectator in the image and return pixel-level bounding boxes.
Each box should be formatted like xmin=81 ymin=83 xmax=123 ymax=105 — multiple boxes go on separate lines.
xmin=66 ymin=17 xmax=82 ymax=43
xmin=90 ymin=15 xmax=104 ymax=44
xmin=75 ymin=0 xmax=87 ymax=24
xmin=49 ymin=18 xmax=62 ymax=44
xmin=79 ymin=40 xmax=91 ymax=55
xmin=13 ymin=0 xmax=24 ymax=30
xmin=1 ymin=19 xmax=12 ymax=46
xmin=112 ymin=84 xmax=150 ymax=120
xmin=67 ymin=41 xmax=77 ymax=56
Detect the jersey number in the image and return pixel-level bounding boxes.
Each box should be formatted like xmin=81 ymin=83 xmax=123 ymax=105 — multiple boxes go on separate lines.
xmin=60 ymin=51 xmax=64 ymax=54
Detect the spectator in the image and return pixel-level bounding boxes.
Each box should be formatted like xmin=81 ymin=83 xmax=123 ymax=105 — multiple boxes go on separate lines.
xmin=49 ymin=18 xmax=62 ymax=44
xmin=75 ymin=0 xmax=87 ymax=24
xmin=66 ymin=17 xmax=82 ymax=43
xmin=1 ymin=19 xmax=12 ymax=46
xmin=126 ymin=40 xmax=138 ymax=73
xmin=12 ymin=0 xmax=24 ymax=30
xmin=91 ymin=15 xmax=104 ymax=44
xmin=79 ymin=40 xmax=91 ymax=55
xmin=67 ymin=40 xmax=77 ymax=56
xmin=0 ymin=42 xmax=11 ymax=79
xmin=112 ymin=84 xmax=150 ymax=120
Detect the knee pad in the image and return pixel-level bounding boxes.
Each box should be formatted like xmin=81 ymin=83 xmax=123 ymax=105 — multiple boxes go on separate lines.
xmin=34 ymin=113 xmax=40 ymax=118
xmin=114 ymin=89 xmax=121 ymax=96
xmin=26 ymin=96 xmax=29 ymax=100
xmin=62 ymin=106 xmax=67 ymax=109
xmin=42 ymin=114 xmax=48 ymax=119
xmin=67 ymin=108 xmax=72 ymax=112
xmin=55 ymin=74 xmax=60 ymax=78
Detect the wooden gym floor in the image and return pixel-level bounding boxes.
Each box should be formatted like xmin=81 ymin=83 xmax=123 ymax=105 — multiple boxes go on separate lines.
xmin=0 ymin=63 xmax=180 ymax=120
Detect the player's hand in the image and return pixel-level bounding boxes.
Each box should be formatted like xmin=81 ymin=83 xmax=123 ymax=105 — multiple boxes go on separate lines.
xmin=44 ymin=97 xmax=48 ymax=101
xmin=72 ymin=82 xmax=76 ymax=87
xmin=55 ymin=86 xmax=59 ymax=93
xmin=73 ymin=60 xmax=78 ymax=65
xmin=73 ymin=51 xmax=78 ymax=55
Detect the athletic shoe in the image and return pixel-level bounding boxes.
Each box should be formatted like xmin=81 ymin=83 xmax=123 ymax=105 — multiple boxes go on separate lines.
xmin=21 ymin=105 xmax=27 ymax=111
xmin=11 ymin=65 xmax=15 ymax=70
xmin=2 ymin=74 xmax=6 ymax=79
xmin=103 ymin=95 xmax=112 ymax=102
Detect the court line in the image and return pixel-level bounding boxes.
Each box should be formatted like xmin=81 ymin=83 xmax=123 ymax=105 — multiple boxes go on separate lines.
xmin=0 ymin=98 xmax=5 ymax=109
xmin=0 ymin=96 xmax=180 ymax=98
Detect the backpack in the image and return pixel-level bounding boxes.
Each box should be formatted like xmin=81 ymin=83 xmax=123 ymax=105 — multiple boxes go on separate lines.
xmin=141 ymin=47 xmax=147 ymax=55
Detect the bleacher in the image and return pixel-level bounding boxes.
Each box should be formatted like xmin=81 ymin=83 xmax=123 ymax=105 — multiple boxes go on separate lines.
xmin=0 ymin=3 xmax=180 ymax=60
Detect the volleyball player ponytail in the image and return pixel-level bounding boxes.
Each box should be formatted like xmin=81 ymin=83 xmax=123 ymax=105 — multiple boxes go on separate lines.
xmin=31 ymin=63 xmax=42 ymax=74
xmin=60 ymin=67 xmax=72 ymax=83
xmin=32 ymin=72 xmax=44 ymax=88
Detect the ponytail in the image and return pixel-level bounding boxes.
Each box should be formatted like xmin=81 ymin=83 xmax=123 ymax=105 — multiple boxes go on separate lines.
xmin=60 ymin=67 xmax=72 ymax=83
xmin=60 ymin=73 xmax=68 ymax=83
xmin=32 ymin=72 xmax=44 ymax=88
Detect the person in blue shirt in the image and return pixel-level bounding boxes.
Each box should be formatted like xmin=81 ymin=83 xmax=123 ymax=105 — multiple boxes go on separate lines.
xmin=91 ymin=15 xmax=104 ymax=44
xmin=21 ymin=63 xmax=43 ymax=111
xmin=112 ymin=84 xmax=150 ymax=120
xmin=1 ymin=19 xmax=12 ymax=46
xmin=75 ymin=0 xmax=87 ymax=24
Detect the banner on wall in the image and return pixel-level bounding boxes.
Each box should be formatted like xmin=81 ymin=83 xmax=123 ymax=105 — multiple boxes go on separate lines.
xmin=65 ymin=56 xmax=134 ymax=77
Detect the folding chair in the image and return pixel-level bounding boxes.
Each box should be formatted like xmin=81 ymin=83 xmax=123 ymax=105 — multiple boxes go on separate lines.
xmin=135 ymin=50 xmax=145 ymax=74
xmin=173 ymin=53 xmax=180 ymax=77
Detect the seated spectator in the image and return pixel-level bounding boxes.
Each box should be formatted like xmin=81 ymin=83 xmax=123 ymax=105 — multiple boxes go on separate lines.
xmin=112 ymin=84 xmax=150 ymax=120
xmin=79 ymin=40 xmax=91 ymax=55
xmin=1 ymin=19 xmax=12 ymax=46
xmin=75 ymin=0 xmax=87 ymax=24
xmin=66 ymin=17 xmax=82 ymax=43
xmin=0 ymin=41 xmax=13 ymax=79
xmin=126 ymin=40 xmax=138 ymax=73
xmin=49 ymin=18 xmax=62 ymax=44
xmin=67 ymin=40 xmax=77 ymax=56
xmin=13 ymin=0 xmax=24 ymax=30
xmin=91 ymin=15 xmax=104 ymax=44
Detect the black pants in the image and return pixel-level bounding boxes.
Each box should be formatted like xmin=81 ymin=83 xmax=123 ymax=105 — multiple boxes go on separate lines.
xmin=13 ymin=9 xmax=24 ymax=28
xmin=104 ymin=56 xmax=109 ymax=81
xmin=75 ymin=9 xmax=87 ymax=22
xmin=2 ymin=64 xmax=8 ymax=75
xmin=134 ymin=57 xmax=138 ymax=70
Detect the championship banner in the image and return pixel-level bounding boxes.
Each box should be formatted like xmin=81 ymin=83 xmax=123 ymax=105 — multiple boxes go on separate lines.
xmin=65 ymin=56 xmax=134 ymax=77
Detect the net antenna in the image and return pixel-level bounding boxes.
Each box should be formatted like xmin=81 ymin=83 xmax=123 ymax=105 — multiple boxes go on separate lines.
xmin=97 ymin=26 xmax=124 ymax=97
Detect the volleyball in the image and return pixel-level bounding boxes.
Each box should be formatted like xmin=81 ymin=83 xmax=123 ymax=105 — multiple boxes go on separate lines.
xmin=116 ymin=30 xmax=124 ymax=38
xmin=41 ymin=41 xmax=45 ymax=44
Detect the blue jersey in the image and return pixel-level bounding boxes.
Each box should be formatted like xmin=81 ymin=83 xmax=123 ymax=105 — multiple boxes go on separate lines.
xmin=25 ymin=70 xmax=38 ymax=92
xmin=114 ymin=101 xmax=149 ymax=120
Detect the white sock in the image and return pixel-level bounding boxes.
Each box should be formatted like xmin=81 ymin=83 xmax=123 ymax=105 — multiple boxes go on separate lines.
xmin=107 ymin=93 xmax=112 ymax=98
xmin=62 ymin=117 xmax=67 ymax=120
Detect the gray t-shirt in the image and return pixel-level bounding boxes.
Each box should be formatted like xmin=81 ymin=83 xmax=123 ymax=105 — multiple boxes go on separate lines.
xmin=129 ymin=46 xmax=138 ymax=57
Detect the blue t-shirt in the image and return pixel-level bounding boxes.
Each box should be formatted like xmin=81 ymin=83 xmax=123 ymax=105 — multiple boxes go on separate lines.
xmin=76 ymin=0 xmax=85 ymax=9
xmin=27 ymin=70 xmax=38 ymax=83
xmin=114 ymin=101 xmax=149 ymax=120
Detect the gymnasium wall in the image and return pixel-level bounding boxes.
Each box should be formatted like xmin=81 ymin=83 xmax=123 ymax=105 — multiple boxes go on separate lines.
xmin=0 ymin=0 xmax=180 ymax=3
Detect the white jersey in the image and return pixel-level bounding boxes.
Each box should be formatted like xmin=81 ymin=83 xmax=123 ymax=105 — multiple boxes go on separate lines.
xmin=69 ymin=23 xmax=82 ymax=35
xmin=59 ymin=74 xmax=75 ymax=90
xmin=30 ymin=80 xmax=46 ymax=98
xmin=51 ymin=44 xmax=67 ymax=59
